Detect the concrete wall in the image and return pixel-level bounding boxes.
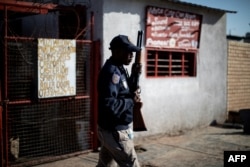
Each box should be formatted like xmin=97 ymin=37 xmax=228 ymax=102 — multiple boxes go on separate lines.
xmin=91 ymin=0 xmax=228 ymax=136
xmin=227 ymin=41 xmax=250 ymax=112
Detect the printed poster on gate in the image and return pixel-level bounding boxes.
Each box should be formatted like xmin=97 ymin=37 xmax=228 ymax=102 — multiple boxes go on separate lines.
xmin=37 ymin=38 xmax=76 ymax=98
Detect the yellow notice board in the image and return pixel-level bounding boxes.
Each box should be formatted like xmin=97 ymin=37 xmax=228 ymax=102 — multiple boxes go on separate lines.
xmin=38 ymin=38 xmax=76 ymax=98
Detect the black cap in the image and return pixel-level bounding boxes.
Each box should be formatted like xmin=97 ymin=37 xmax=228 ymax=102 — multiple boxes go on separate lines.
xmin=109 ymin=35 xmax=140 ymax=52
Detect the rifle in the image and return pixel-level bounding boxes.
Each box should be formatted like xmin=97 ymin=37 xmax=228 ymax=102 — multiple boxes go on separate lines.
xmin=132 ymin=30 xmax=147 ymax=131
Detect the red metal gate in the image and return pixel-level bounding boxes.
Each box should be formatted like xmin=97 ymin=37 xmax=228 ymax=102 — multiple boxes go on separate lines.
xmin=0 ymin=1 xmax=99 ymax=167
xmin=1 ymin=38 xmax=98 ymax=167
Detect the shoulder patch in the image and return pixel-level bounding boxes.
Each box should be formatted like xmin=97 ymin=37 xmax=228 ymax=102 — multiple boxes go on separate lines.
xmin=112 ymin=73 xmax=120 ymax=84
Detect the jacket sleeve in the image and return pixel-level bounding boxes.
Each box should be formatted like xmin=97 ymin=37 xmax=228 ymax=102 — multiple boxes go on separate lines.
xmin=101 ymin=71 xmax=134 ymax=123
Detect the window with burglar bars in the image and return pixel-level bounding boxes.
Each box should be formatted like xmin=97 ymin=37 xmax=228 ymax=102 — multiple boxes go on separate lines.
xmin=146 ymin=50 xmax=196 ymax=77
xmin=145 ymin=6 xmax=201 ymax=78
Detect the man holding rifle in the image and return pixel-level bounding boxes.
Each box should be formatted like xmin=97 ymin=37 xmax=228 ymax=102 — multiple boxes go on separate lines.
xmin=96 ymin=35 xmax=141 ymax=167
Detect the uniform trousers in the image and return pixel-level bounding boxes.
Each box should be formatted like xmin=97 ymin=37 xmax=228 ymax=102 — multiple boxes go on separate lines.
xmin=96 ymin=126 xmax=140 ymax=167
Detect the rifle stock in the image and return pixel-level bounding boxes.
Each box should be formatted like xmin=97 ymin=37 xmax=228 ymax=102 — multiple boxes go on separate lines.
xmin=132 ymin=30 xmax=147 ymax=131
xmin=133 ymin=102 xmax=147 ymax=131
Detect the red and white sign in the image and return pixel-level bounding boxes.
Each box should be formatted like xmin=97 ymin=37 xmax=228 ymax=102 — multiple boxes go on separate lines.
xmin=146 ymin=6 xmax=202 ymax=49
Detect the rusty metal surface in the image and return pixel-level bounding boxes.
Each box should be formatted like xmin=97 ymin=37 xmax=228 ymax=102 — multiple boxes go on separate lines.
xmin=0 ymin=0 xmax=57 ymax=14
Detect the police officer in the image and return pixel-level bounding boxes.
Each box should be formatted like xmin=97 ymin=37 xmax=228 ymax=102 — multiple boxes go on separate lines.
xmin=96 ymin=35 xmax=141 ymax=167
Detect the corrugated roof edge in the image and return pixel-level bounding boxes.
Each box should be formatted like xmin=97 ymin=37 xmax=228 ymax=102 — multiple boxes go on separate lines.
xmin=169 ymin=0 xmax=237 ymax=13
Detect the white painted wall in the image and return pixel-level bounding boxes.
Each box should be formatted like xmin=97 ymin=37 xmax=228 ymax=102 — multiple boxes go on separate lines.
xmin=91 ymin=0 xmax=227 ymax=137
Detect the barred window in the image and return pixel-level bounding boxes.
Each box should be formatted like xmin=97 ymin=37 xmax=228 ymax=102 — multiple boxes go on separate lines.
xmin=146 ymin=49 xmax=196 ymax=77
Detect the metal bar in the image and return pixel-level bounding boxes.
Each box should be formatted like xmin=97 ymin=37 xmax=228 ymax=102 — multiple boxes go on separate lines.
xmin=4 ymin=5 xmax=7 ymax=100
xmin=194 ymin=53 xmax=197 ymax=76
xmin=6 ymin=96 xmax=90 ymax=105
xmin=145 ymin=47 xmax=198 ymax=52
xmin=91 ymin=12 xmax=94 ymax=42
xmin=75 ymin=16 xmax=90 ymax=40
xmin=7 ymin=36 xmax=92 ymax=43
xmin=0 ymin=0 xmax=57 ymax=14
xmin=3 ymin=5 xmax=9 ymax=167
xmin=74 ymin=95 xmax=91 ymax=100
xmin=76 ymin=40 xmax=92 ymax=43
xmin=169 ymin=52 xmax=172 ymax=77
xmin=92 ymin=40 xmax=100 ymax=151
xmin=182 ymin=52 xmax=185 ymax=76
xmin=0 ymin=106 xmax=3 ymax=167
xmin=0 ymin=4 xmax=3 ymax=167
xmin=0 ymin=0 xmax=56 ymax=9
xmin=6 ymin=36 xmax=36 ymax=41
xmin=155 ymin=51 xmax=158 ymax=76
xmin=7 ymin=100 xmax=32 ymax=105
xmin=90 ymin=12 xmax=99 ymax=151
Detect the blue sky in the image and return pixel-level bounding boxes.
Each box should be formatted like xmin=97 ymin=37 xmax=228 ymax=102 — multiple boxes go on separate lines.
xmin=180 ymin=0 xmax=250 ymax=36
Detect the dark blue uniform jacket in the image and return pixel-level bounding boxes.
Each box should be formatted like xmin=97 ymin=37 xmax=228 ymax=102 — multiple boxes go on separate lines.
xmin=97 ymin=59 xmax=134 ymax=131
